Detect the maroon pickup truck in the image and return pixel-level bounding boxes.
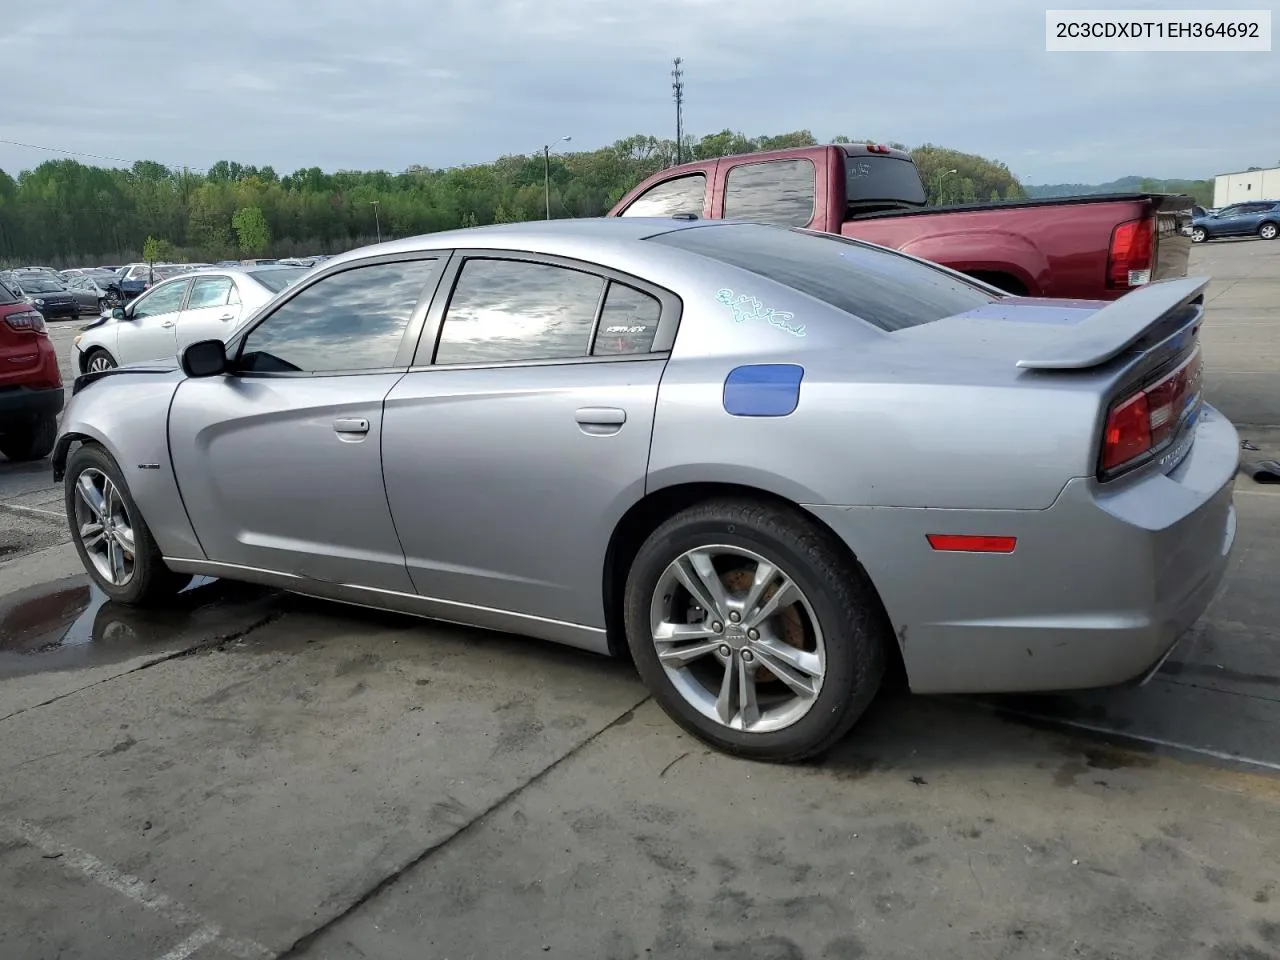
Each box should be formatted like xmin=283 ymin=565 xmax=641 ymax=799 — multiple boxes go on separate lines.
xmin=606 ymin=144 xmax=1192 ymax=301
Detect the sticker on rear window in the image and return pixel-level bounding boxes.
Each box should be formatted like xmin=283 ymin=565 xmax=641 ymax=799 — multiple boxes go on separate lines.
xmin=716 ymin=288 xmax=806 ymax=337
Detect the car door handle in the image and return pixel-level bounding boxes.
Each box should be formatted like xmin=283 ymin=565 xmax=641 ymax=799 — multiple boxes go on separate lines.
xmin=161 ymin=320 xmax=175 ymax=328
xmin=219 ymin=313 xmax=235 ymax=321
xmin=334 ymin=417 xmax=370 ymax=435
xmin=575 ymin=407 xmax=626 ymax=436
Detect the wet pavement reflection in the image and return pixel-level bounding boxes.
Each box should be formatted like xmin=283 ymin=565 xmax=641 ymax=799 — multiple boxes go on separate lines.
xmin=0 ymin=575 xmax=276 ymax=679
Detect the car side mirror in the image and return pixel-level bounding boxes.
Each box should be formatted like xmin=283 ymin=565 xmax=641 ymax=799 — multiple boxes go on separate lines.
xmin=181 ymin=339 xmax=229 ymax=378
xmin=111 ymin=306 xmax=127 ymax=320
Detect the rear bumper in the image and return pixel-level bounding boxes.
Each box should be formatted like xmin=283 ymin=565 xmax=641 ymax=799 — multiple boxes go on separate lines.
xmin=36 ymin=301 xmax=79 ymax=318
xmin=0 ymin=385 xmax=65 ymax=421
xmin=808 ymin=404 xmax=1239 ymax=694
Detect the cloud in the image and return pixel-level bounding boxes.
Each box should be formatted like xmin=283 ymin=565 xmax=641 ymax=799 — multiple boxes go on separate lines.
xmin=1 ymin=0 xmax=1275 ymax=183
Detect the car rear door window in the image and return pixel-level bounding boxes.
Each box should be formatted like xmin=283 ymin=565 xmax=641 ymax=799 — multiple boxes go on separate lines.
xmin=186 ymin=277 xmax=234 ymax=309
xmin=238 ymin=259 xmax=438 ymax=373
xmin=433 ymin=258 xmax=604 ymax=365
xmin=591 ymin=282 xmax=662 ymax=355
xmin=722 ymin=159 xmax=816 ymax=227
xmin=620 ymin=174 xmax=706 ymax=218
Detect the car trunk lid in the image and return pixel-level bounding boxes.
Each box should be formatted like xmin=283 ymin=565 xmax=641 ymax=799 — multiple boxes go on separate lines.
xmin=893 ymin=276 xmax=1209 ymax=480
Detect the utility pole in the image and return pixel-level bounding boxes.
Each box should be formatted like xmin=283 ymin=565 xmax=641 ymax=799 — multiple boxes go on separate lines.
xmin=542 ymin=136 xmax=571 ymax=219
xmin=671 ymin=57 xmax=685 ymax=165
xmin=370 ymin=200 xmax=381 ymax=243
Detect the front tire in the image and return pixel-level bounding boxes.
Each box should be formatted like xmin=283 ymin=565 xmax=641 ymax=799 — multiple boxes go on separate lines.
xmin=64 ymin=443 xmax=191 ymax=604
xmin=1259 ymin=222 xmax=1278 ymax=241
xmin=84 ymin=348 xmax=117 ymax=374
xmin=1191 ymin=227 xmax=1207 ymax=243
xmin=623 ymin=498 xmax=889 ymax=762
xmin=0 ymin=414 xmax=57 ymax=461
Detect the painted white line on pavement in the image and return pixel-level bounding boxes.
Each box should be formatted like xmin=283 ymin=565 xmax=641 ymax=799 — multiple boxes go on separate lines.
xmin=155 ymin=926 xmax=221 ymax=960
xmin=0 ymin=501 xmax=63 ymax=518
xmin=1 ymin=818 xmax=273 ymax=960
xmin=994 ymin=711 xmax=1280 ymax=775
xmin=1235 ymin=487 xmax=1280 ymax=497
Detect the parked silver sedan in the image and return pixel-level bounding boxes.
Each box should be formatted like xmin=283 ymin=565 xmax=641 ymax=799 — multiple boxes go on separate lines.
xmin=52 ymin=219 xmax=1238 ymax=761
xmin=70 ymin=265 xmax=307 ymax=373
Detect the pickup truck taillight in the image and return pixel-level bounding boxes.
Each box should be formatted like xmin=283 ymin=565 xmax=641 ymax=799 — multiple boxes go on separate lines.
xmin=1107 ymin=217 xmax=1155 ymax=289
xmin=3 ymin=310 xmax=47 ymax=334
xmin=1100 ymin=346 xmax=1203 ymax=476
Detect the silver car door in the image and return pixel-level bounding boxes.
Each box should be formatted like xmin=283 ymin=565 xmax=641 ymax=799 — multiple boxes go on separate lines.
xmin=382 ymin=253 xmax=676 ymax=628
xmin=167 ymin=256 xmax=444 ymax=591
xmin=175 ymin=275 xmax=240 ymax=352
xmin=114 ymin=278 xmax=190 ymax=364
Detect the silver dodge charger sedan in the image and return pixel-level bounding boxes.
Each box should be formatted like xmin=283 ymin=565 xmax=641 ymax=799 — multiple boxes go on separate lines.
xmin=52 ymin=218 xmax=1238 ymax=762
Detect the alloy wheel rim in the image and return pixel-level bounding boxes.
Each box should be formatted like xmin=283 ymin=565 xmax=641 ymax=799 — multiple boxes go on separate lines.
xmin=649 ymin=545 xmax=826 ymax=733
xmin=1262 ymin=224 xmax=1277 ymax=240
xmin=1192 ymin=228 xmax=1206 ymax=242
xmin=72 ymin=468 xmax=136 ymax=586
xmin=88 ymin=354 xmax=114 ymax=372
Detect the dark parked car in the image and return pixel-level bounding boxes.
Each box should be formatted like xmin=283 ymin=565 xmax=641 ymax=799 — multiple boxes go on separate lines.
xmin=12 ymin=275 xmax=81 ymax=319
xmin=1190 ymin=200 xmax=1280 ymax=243
xmin=0 ymin=276 xmax=63 ymax=460
xmin=65 ymin=274 xmax=117 ymax=313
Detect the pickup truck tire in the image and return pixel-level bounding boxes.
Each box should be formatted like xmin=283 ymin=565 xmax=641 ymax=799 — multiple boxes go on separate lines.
xmin=1259 ymin=222 xmax=1278 ymax=241
xmin=0 ymin=413 xmax=57 ymax=462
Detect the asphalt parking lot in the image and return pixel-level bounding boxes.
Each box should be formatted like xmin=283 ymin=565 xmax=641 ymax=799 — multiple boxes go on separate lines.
xmin=2 ymin=240 xmax=1279 ymax=960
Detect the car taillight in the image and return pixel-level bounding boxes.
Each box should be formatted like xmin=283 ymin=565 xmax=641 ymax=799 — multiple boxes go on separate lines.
xmin=3 ymin=310 xmax=46 ymax=334
xmin=1107 ymin=217 xmax=1155 ymax=289
xmin=1101 ymin=347 xmax=1203 ymax=475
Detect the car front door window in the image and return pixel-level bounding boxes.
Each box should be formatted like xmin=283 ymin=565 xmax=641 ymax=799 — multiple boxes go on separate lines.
xmin=620 ymin=174 xmax=707 ymax=218
xmin=238 ymin=259 xmax=440 ymax=373
xmin=130 ymin=280 xmax=187 ymax=320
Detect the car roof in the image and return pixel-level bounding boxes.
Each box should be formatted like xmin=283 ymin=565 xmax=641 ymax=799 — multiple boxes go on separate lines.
xmin=319 ymin=217 xmax=709 ymax=270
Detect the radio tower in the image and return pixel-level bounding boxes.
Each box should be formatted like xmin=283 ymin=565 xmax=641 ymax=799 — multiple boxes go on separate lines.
xmin=671 ymin=57 xmax=685 ymax=165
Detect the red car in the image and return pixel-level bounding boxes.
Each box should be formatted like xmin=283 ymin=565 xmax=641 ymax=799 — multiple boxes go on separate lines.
xmin=0 ymin=276 xmax=63 ymax=461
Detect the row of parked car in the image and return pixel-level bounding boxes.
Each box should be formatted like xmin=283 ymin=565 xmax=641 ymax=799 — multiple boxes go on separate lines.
xmin=0 ymin=256 xmax=335 ymax=321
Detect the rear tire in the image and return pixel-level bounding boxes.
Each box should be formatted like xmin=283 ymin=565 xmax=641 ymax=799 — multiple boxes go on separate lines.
xmin=0 ymin=414 xmax=57 ymax=461
xmin=623 ymin=498 xmax=889 ymax=763
xmin=64 ymin=442 xmax=191 ymax=605
xmin=1259 ymin=222 xmax=1278 ymax=241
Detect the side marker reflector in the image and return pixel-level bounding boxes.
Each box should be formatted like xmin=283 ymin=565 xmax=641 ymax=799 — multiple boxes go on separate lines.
xmin=927 ymin=534 xmax=1016 ymax=554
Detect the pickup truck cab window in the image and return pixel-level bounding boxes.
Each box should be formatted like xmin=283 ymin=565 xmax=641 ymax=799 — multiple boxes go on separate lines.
xmin=723 ymin=159 xmax=816 ymax=227
xmin=620 ymin=174 xmax=706 ymax=218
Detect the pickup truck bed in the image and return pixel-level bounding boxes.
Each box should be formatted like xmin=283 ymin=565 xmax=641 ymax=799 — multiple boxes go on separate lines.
xmin=843 ymin=192 xmax=1191 ymax=299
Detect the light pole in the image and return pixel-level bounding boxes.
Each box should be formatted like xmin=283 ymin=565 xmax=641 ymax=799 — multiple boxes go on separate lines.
xmin=542 ymin=135 xmax=571 ymax=220
xmin=370 ymin=200 xmax=381 ymax=243
xmin=935 ymin=168 xmax=957 ymax=205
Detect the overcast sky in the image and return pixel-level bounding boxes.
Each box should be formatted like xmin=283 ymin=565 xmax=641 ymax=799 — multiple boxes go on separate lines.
xmin=2 ymin=0 xmax=1275 ymax=185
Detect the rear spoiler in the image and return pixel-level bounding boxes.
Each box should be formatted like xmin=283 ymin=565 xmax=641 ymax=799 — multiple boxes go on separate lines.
xmin=1016 ymin=276 xmax=1210 ymax=370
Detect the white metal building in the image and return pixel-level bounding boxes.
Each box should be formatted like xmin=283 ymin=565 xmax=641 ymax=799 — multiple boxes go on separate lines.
xmin=1214 ymin=167 xmax=1280 ymax=207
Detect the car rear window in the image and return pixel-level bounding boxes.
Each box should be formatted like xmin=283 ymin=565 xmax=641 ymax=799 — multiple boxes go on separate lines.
xmin=249 ymin=267 xmax=307 ymax=292
xmin=648 ymin=223 xmax=998 ymax=332
xmin=843 ymin=153 xmax=928 ymax=207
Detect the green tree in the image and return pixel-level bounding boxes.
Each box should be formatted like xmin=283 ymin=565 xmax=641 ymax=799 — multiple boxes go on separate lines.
xmin=142 ymin=236 xmax=175 ymax=262
xmin=231 ymin=206 xmax=270 ymax=256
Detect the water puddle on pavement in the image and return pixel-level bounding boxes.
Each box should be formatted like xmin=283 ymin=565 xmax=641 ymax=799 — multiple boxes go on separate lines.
xmin=0 ymin=575 xmax=271 ymax=678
